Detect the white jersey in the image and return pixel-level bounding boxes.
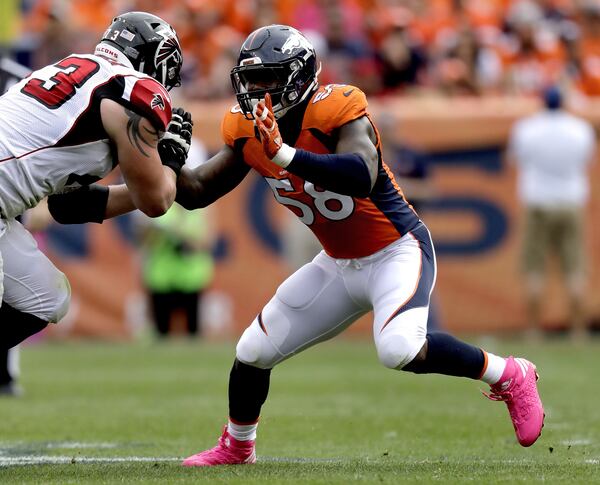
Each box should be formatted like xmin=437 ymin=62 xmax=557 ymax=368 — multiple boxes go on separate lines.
xmin=0 ymin=53 xmax=172 ymax=219
xmin=509 ymin=110 xmax=595 ymax=209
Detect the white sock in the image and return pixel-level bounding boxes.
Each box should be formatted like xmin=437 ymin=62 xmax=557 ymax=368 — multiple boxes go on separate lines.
xmin=480 ymin=352 xmax=506 ymax=385
xmin=227 ymin=420 xmax=258 ymax=441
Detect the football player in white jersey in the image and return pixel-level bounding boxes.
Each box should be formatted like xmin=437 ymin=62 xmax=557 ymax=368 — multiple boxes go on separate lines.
xmin=0 ymin=11 xmax=193 ymax=350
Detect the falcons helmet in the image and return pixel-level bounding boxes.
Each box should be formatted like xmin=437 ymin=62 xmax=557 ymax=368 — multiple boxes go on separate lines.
xmin=97 ymin=11 xmax=182 ymax=90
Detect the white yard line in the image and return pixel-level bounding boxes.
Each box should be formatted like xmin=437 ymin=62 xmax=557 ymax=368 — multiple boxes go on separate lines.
xmin=1 ymin=455 xmax=599 ymax=467
xmin=45 ymin=442 xmax=119 ymax=449
xmin=0 ymin=455 xmax=181 ymax=466
xmin=0 ymin=441 xmax=120 ymax=450
xmin=558 ymin=439 xmax=593 ymax=446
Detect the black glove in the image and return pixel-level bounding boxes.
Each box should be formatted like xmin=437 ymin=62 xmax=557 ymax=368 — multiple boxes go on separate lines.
xmin=47 ymin=185 xmax=109 ymax=224
xmin=158 ymin=107 xmax=193 ymax=176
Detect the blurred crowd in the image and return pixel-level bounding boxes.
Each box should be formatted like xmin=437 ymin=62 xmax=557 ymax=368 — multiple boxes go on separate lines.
xmin=4 ymin=0 xmax=600 ymax=99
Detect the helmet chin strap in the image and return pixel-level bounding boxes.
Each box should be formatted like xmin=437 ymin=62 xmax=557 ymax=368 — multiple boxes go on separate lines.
xmin=94 ymin=42 xmax=135 ymax=70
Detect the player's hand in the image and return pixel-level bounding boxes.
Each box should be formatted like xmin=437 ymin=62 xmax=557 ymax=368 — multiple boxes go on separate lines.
xmin=158 ymin=107 xmax=193 ymax=176
xmin=254 ymin=93 xmax=282 ymax=159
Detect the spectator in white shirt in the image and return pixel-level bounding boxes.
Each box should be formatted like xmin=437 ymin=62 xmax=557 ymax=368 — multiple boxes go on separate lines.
xmin=508 ymin=86 xmax=596 ymax=340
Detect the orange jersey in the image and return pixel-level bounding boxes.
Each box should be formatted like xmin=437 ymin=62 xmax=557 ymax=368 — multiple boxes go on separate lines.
xmin=221 ymin=84 xmax=420 ymax=259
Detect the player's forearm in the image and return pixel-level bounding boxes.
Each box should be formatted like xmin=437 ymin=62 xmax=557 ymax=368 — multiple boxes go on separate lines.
xmin=105 ymin=184 xmax=137 ymax=219
xmin=48 ymin=183 xmax=140 ymax=224
xmin=127 ymin=166 xmax=177 ymax=218
xmin=177 ymin=184 xmax=224 ymax=210
xmin=176 ymin=154 xmax=250 ymax=209
xmin=175 ymin=166 xmax=211 ymax=209
xmin=279 ymin=149 xmax=374 ymax=198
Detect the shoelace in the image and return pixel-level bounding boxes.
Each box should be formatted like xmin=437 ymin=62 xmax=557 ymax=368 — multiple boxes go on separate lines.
xmin=218 ymin=434 xmax=254 ymax=454
xmin=482 ymin=389 xmax=513 ymax=402
xmin=483 ymin=380 xmax=537 ymax=425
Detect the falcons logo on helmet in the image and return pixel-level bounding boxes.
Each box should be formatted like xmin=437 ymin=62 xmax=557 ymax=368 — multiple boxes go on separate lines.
xmin=155 ymin=35 xmax=181 ymax=66
xmin=151 ymin=93 xmax=165 ymax=110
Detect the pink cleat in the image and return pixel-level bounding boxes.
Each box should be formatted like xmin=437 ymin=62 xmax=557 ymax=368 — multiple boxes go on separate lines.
xmin=182 ymin=426 xmax=256 ymax=467
xmin=484 ymin=356 xmax=545 ymax=447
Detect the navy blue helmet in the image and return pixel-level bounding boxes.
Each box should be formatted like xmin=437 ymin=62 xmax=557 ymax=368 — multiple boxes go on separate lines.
xmin=231 ymin=25 xmax=320 ymax=119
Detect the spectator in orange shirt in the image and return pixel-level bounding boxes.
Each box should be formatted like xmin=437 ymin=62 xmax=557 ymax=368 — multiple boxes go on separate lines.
xmin=371 ymin=7 xmax=428 ymax=94
xmin=176 ymin=0 xmax=242 ymax=98
xmin=498 ymin=0 xmax=576 ymax=95
xmin=573 ymin=3 xmax=600 ymax=95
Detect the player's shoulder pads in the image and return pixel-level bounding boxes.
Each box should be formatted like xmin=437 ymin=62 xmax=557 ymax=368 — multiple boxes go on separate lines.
xmin=126 ymin=76 xmax=172 ymax=132
xmin=304 ymin=84 xmax=368 ymax=134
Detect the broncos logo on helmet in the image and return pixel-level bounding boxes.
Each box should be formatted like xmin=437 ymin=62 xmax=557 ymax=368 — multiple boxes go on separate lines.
xmin=281 ymin=33 xmax=314 ymax=55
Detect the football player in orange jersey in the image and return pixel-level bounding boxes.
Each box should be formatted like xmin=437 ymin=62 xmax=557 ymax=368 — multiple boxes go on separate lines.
xmin=50 ymin=24 xmax=545 ymax=462
xmin=177 ymin=25 xmax=545 ymax=465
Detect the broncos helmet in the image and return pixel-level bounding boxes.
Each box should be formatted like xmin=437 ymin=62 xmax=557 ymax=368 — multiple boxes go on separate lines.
xmin=231 ymin=25 xmax=320 ymax=119
xmin=98 ymin=11 xmax=182 ymax=90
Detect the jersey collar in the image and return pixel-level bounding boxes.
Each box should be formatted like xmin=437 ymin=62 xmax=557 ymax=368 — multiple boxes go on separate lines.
xmin=94 ymin=42 xmax=135 ymax=70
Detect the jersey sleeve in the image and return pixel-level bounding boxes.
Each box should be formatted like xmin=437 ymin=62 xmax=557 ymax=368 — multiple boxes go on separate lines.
xmin=125 ymin=77 xmax=172 ymax=132
xmin=305 ymin=84 xmax=368 ymax=134
xmin=221 ymin=104 xmax=256 ymax=147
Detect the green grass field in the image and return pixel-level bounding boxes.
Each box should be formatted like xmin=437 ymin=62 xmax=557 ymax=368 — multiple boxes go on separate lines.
xmin=0 ymin=337 xmax=598 ymax=484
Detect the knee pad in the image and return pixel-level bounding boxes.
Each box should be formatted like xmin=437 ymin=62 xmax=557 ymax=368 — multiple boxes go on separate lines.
xmin=377 ymin=332 xmax=426 ymax=370
xmin=236 ymin=320 xmax=281 ymax=370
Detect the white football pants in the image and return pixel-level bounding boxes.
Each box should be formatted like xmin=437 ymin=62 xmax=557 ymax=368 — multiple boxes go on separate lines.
xmin=0 ymin=218 xmax=70 ymax=322
xmin=236 ymin=223 xmax=437 ymax=370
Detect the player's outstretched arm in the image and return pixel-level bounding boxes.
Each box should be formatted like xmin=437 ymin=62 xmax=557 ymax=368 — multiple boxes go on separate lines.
xmin=48 ymin=182 xmax=158 ymax=224
xmin=47 ymin=183 xmax=134 ymax=224
xmin=255 ymin=93 xmax=378 ymax=197
xmin=101 ymin=99 xmax=176 ymax=217
xmin=49 ymin=107 xmax=193 ymax=224
xmin=104 ymin=184 xmax=136 ymax=219
xmin=176 ymin=144 xmax=251 ymax=210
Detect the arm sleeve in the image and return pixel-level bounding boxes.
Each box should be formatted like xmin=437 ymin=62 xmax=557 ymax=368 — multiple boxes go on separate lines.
xmin=281 ymin=85 xmax=373 ymax=197
xmin=47 ymin=185 xmax=109 ymax=224
xmin=286 ymin=150 xmax=373 ymax=198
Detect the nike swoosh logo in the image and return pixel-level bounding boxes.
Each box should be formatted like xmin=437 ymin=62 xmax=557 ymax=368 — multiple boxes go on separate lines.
xmin=343 ymin=89 xmax=355 ymax=97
